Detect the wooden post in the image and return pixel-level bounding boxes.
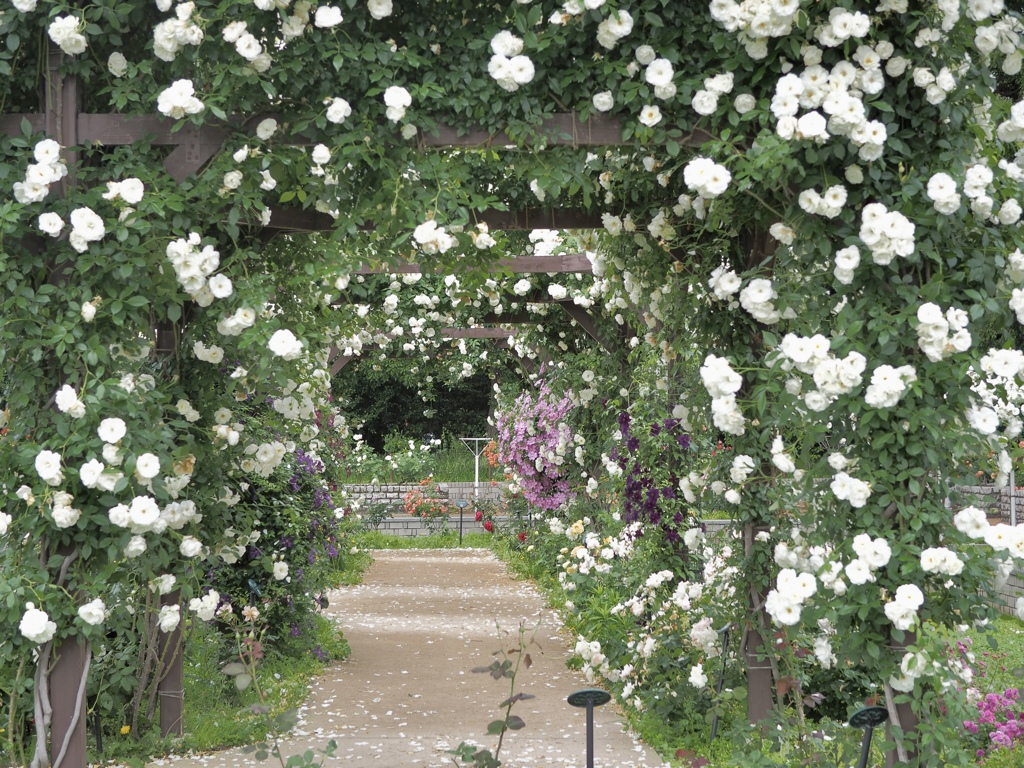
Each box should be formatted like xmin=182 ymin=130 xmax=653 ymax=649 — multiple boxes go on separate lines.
xmin=886 ymin=631 xmax=919 ymax=768
xmin=49 ymin=638 xmax=88 ymax=767
xmin=743 ymin=523 xmax=775 ymax=723
xmin=157 ymin=592 xmax=185 ymax=737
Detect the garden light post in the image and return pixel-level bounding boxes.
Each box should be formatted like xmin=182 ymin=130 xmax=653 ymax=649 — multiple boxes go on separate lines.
xmin=567 ymin=688 xmax=611 ymax=768
xmin=849 ymin=706 xmax=889 ymax=768
xmin=455 ymin=499 xmax=469 ymax=546
xmin=459 ymin=437 xmax=490 ymax=505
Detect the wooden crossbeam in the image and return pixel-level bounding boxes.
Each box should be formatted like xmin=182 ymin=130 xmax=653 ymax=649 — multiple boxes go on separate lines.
xmin=439 ymin=328 xmax=513 ymax=339
xmin=351 ymin=252 xmax=593 ymax=275
xmin=1 ymin=112 xmax=680 ymax=149
xmin=271 ymin=206 xmax=602 ymax=233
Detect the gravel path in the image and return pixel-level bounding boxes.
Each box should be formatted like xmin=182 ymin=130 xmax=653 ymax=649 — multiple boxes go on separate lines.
xmin=148 ymin=549 xmax=667 ymax=768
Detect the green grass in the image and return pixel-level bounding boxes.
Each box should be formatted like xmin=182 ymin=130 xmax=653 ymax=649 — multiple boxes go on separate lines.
xmin=80 ymin=613 xmax=350 ymax=766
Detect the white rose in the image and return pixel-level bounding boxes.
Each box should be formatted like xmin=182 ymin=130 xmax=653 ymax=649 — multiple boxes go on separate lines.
xmin=158 ymin=605 xmax=181 ymax=633
xmin=273 ymin=561 xmax=289 ymax=580
xmin=19 ymin=604 xmax=57 ymax=644
xmin=38 ymin=212 xmax=65 ymax=237
xmin=78 ymin=598 xmax=106 ymax=626
xmin=314 ymin=6 xmax=344 ymax=27
xmin=592 ymin=91 xmax=614 ymax=112
xmin=255 ymin=118 xmax=278 ymax=140
xmin=135 ymin=453 xmax=161 ymax=479
xmin=124 ymin=535 xmax=147 ymax=558
xmin=180 ymin=536 xmax=203 ymax=557
xmin=97 ymin=417 xmax=127 ymax=444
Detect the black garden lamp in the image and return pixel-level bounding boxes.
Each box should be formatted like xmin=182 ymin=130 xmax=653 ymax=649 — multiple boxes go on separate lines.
xmin=567 ymin=688 xmax=611 ymax=768
xmin=849 ymin=705 xmax=889 ymax=768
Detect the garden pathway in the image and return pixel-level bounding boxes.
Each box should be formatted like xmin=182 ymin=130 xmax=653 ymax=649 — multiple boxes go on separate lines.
xmin=147 ymin=549 xmax=668 ymax=768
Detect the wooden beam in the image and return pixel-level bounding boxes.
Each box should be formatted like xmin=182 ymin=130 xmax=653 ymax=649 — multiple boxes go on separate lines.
xmin=265 ymin=206 xmax=602 ymax=234
xmin=351 ymin=252 xmax=594 ymax=275
xmin=439 ymin=328 xmax=514 ymax=339
xmin=558 ymin=301 xmax=617 ymax=354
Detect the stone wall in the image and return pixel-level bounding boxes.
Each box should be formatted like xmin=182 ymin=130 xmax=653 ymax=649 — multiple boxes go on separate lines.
xmin=338 ymin=482 xmax=505 ymax=515
xmin=950 ymin=483 xmax=1024 ymax=523
xmin=372 ymin=515 xmax=514 ymax=537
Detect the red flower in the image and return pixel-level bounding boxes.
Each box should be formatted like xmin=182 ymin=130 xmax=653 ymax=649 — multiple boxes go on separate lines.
xmin=483 ymin=520 xmax=494 ymax=533
xmin=517 ymin=531 xmax=527 ymax=542
xmin=475 ymin=510 xmax=483 ymax=522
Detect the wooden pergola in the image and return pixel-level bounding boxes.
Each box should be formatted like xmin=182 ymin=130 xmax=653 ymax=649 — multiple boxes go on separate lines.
xmin=3 ymin=43 xmax=747 ymax=768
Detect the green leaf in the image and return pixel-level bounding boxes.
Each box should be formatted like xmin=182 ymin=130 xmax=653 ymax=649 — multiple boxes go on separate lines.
xmin=486 ymin=719 xmax=506 ymax=735
xmin=234 ymin=673 xmax=252 ymax=691
xmin=221 ymin=662 xmax=247 ymax=676
xmin=506 ymin=715 xmax=525 ymax=730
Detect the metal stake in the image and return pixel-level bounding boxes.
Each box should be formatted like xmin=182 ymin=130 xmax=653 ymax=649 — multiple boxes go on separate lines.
xmin=567 ymin=688 xmax=611 ymax=768
xmin=710 ymin=623 xmax=732 ymax=742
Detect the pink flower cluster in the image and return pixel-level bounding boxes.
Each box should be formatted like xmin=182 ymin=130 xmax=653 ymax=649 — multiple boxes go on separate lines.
xmin=965 ymin=688 xmax=1024 ymax=757
xmin=494 ymin=375 xmax=576 ymax=511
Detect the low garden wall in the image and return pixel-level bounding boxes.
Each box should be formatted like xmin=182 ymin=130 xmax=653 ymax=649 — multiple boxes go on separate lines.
xmin=339 ymin=481 xmax=505 ymax=515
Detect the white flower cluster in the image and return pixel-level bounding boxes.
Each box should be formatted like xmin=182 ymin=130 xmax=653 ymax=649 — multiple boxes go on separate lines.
xmin=189 ymin=590 xmax=220 ymax=621
xmin=488 ymin=31 xmax=535 ymax=92
xmin=864 ymin=364 xmax=917 ymax=408
xmin=412 ymin=219 xmax=456 ymax=254
xmin=708 ymin=264 xmax=741 ymax=300
xmin=738 ymin=277 xmax=781 ymax=324
xmin=765 ymin=568 xmax=817 ymax=626
xmin=595 ymin=10 xmax=633 ymax=50
xmin=770 ymin=435 xmax=796 ymax=474
xmin=48 ymin=15 xmax=88 ymax=55
xmin=920 ymin=546 xmax=964 ymax=576
xmin=49 ymin=491 xmax=82 ymax=529
xmin=19 ymin=603 xmax=57 ymax=644
xmin=775 ymin=333 xmax=866 ymax=411
xmin=916 ymin=302 xmax=971 ymax=362
xmin=383 ymin=85 xmax=412 ymax=122
xmin=975 ymin=16 xmax=1024 ymax=75
xmin=314 ymin=5 xmax=344 ymax=27
xmin=911 ymin=64 xmax=962 ymax=105
xmin=831 ymin=471 xmax=872 ymax=508
xmin=35 ymin=450 xmax=64 ymax=486
xmin=798 ymin=185 xmax=847 ymax=219
xmin=13 ymin=139 xmax=68 ymax=205
xmin=926 ymin=171 xmax=962 ymax=215
xmin=153 ymin=2 xmax=204 ymax=62
xmin=240 ymin=440 xmax=290 ymax=478
xmin=55 ymin=384 xmax=86 ymax=419
xmin=700 ymin=354 xmax=745 ymax=435
xmin=268 ymin=329 xmax=304 ymax=360
xmin=859 ymin=203 xmax=915 ymax=265
xmin=995 ymin=99 xmax=1024 ymax=143
xmin=157 ymin=79 xmax=205 ymax=119
xmin=165 ymin=233 xmax=226 ymax=304
xmin=222 ymin=20 xmax=272 ymax=71
xmin=218 ymin=307 xmax=257 ymax=336
xmin=845 ymin=533 xmax=892 ymax=584
xmin=691 ymin=71 xmax=732 ymax=116
xmin=102 ymin=178 xmax=145 ymax=205
xmin=193 ymin=340 xmax=225 ymax=364
xmin=883 ymin=583 xmax=924 ymax=631
xmin=890 ymin=648 xmax=933 ymax=693
xmin=955 ymin=505 xmax=1024 ymax=557
xmin=683 ymin=156 xmax=732 ymax=199
xmin=709 ymin=0 xmax=800 ymax=59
